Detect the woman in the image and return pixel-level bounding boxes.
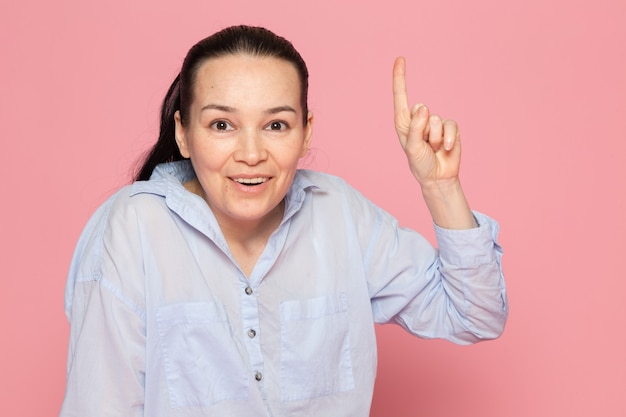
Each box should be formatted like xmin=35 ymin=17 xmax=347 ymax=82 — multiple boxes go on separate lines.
xmin=60 ymin=25 xmax=507 ymax=416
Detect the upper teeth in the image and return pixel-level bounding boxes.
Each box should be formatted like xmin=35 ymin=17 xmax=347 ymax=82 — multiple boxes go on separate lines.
xmin=234 ymin=177 xmax=267 ymax=185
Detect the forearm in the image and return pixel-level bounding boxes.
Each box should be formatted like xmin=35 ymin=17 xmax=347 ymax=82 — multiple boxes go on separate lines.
xmin=367 ymin=206 xmax=507 ymax=343
xmin=420 ymin=178 xmax=477 ymax=230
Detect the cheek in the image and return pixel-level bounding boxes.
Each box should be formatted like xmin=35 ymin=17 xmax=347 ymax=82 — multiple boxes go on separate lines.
xmin=298 ymin=142 xmax=309 ymax=159
xmin=189 ymin=141 xmax=228 ymax=170
xmin=274 ymin=151 xmax=300 ymax=172
xmin=279 ymin=134 xmax=309 ymax=163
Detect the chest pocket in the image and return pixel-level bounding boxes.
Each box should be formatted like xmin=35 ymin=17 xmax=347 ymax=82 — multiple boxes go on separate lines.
xmin=279 ymin=293 xmax=355 ymax=402
xmin=156 ymin=302 xmax=249 ymax=408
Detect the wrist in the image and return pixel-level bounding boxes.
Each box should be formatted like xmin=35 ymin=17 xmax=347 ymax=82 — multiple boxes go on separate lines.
xmin=419 ymin=177 xmax=463 ymax=198
xmin=420 ymin=178 xmax=477 ymax=230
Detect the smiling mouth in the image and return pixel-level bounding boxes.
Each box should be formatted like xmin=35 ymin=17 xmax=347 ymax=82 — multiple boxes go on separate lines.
xmin=232 ymin=177 xmax=269 ymax=186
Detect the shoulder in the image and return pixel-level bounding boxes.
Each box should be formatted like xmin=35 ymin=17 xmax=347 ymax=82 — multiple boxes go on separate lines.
xmin=68 ymin=184 xmax=167 ymax=274
xmin=86 ymin=184 xmax=166 ymax=230
xmin=77 ymin=186 xmax=136 ymax=247
xmin=64 ymin=185 xmax=156 ymax=317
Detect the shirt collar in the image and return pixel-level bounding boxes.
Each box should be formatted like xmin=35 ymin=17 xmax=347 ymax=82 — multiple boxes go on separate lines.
xmin=129 ymin=160 xmax=320 ymax=228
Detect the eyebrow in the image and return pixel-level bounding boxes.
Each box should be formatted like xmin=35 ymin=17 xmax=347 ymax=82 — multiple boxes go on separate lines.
xmin=201 ymin=104 xmax=237 ymax=113
xmin=200 ymin=104 xmax=297 ymax=115
xmin=264 ymin=105 xmax=297 ymax=115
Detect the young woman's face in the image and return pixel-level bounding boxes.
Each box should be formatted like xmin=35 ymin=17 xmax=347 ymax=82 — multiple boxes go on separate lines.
xmin=175 ymin=54 xmax=313 ymax=230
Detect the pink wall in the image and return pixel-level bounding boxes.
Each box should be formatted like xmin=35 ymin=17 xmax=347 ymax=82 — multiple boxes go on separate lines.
xmin=2 ymin=0 xmax=624 ymax=416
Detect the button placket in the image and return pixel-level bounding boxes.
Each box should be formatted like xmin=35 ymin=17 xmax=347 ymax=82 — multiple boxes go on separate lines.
xmin=240 ymin=281 xmax=264 ymax=388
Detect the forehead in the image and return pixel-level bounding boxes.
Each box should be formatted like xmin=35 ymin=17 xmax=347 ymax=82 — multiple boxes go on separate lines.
xmin=191 ymin=54 xmax=301 ymax=108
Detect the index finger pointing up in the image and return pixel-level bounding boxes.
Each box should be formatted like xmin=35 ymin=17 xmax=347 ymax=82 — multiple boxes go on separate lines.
xmin=393 ymin=56 xmax=409 ymax=114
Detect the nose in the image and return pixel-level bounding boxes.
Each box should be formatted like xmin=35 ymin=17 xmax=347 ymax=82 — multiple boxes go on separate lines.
xmin=233 ymin=128 xmax=268 ymax=165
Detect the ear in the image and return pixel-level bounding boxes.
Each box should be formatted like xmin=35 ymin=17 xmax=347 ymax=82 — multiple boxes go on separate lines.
xmin=300 ymin=111 xmax=314 ymax=158
xmin=174 ymin=110 xmax=190 ymax=158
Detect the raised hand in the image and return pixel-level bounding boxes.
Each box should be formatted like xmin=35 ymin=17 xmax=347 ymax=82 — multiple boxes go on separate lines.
xmin=392 ymin=56 xmax=461 ymax=187
xmin=392 ymin=56 xmax=476 ymax=229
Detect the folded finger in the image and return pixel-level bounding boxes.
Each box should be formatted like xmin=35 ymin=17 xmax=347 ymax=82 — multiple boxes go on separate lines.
xmin=427 ymin=114 xmax=443 ymax=152
xmin=442 ymin=119 xmax=459 ymax=151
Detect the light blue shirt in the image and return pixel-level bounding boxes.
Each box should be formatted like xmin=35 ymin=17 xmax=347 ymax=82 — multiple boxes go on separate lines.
xmin=60 ymin=160 xmax=507 ymax=417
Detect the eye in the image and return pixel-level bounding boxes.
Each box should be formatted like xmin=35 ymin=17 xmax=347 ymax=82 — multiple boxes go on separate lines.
xmin=210 ymin=120 xmax=234 ymax=131
xmin=266 ymin=121 xmax=288 ymax=131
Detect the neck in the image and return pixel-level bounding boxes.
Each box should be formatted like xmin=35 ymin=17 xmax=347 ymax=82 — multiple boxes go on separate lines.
xmin=217 ymin=202 xmax=285 ymax=278
xmin=218 ymin=200 xmax=285 ymax=244
xmin=183 ymin=178 xmax=284 ymax=277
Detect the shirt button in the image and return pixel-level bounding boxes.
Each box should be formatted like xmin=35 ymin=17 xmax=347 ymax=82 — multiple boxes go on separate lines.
xmin=245 ymin=286 xmax=253 ymax=295
xmin=247 ymin=329 xmax=257 ymax=338
xmin=254 ymin=372 xmax=263 ymax=381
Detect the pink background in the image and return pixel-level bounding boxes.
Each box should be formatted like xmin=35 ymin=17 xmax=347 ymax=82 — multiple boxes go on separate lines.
xmin=2 ymin=0 xmax=625 ymax=416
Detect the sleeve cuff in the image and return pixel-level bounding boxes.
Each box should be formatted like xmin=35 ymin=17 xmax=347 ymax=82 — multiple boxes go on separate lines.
xmin=433 ymin=211 xmax=502 ymax=267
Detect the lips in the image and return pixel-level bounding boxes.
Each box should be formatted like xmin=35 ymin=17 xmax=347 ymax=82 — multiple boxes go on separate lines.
xmin=231 ymin=177 xmax=269 ymax=186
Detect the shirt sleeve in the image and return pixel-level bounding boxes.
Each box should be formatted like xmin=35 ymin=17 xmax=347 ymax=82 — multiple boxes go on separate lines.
xmin=366 ymin=206 xmax=508 ymax=345
xmin=60 ymin=191 xmax=146 ymax=417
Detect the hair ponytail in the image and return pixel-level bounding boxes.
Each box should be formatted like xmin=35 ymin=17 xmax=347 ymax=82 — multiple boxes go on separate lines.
xmin=134 ymin=74 xmax=185 ymax=181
